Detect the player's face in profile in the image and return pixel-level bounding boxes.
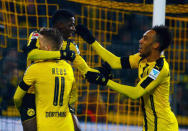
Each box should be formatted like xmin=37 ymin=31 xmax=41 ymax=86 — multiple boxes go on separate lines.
xmin=139 ymin=30 xmax=156 ymax=58
xmin=55 ymin=17 xmax=76 ymax=40
xmin=39 ymin=34 xmax=48 ymax=50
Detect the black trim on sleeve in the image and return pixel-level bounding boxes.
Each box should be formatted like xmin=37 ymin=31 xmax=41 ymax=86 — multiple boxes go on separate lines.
xmin=66 ymin=39 xmax=71 ymax=51
xmin=140 ymin=58 xmax=164 ymax=89
xmin=22 ymin=39 xmax=38 ymax=55
xmin=19 ymin=81 xmax=31 ymax=91
xmin=150 ymin=95 xmax=157 ymax=131
xmin=141 ymin=97 xmax=147 ymax=131
xmin=140 ymin=77 xmax=153 ymax=89
xmin=120 ymin=56 xmax=131 ymax=69
xmin=155 ymin=58 xmax=164 ymax=71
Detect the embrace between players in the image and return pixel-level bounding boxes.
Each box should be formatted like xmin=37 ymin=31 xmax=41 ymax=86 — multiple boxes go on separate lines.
xmin=14 ymin=9 xmax=178 ymax=131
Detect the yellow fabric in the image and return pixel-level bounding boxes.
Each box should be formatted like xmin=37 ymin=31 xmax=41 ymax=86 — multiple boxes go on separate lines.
xmin=69 ymin=81 xmax=78 ymax=105
xmin=128 ymin=53 xmax=142 ymax=69
xmin=13 ymin=86 xmax=27 ymax=110
xmin=38 ymin=112 xmax=74 ymax=131
xmin=27 ymin=49 xmax=61 ymax=61
xmin=26 ymin=32 xmax=95 ymax=94
xmin=91 ymin=41 xmax=121 ymax=69
xmin=27 ymin=33 xmax=98 ymax=76
xmin=107 ymin=55 xmax=178 ymax=131
xmin=21 ymin=60 xmax=75 ymax=131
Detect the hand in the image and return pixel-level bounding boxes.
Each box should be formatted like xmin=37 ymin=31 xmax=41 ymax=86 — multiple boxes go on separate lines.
xmin=60 ymin=50 xmax=76 ymax=62
xmin=31 ymin=31 xmax=39 ymax=40
xmin=75 ymin=24 xmax=95 ymax=44
xmin=95 ymin=62 xmax=113 ymax=79
xmin=22 ymin=31 xmax=39 ymax=55
xmin=85 ymin=71 xmax=109 ymax=86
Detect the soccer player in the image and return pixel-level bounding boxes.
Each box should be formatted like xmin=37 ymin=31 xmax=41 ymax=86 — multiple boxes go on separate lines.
xmin=20 ymin=9 xmax=99 ymax=131
xmin=14 ymin=27 xmax=75 ymax=130
xmin=76 ymin=25 xmax=179 ymax=131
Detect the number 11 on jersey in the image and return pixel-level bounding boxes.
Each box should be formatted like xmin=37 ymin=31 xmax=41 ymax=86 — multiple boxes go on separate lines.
xmin=53 ymin=77 xmax=65 ymax=106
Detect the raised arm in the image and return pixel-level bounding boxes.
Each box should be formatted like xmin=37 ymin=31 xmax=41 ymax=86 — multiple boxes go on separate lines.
xmin=76 ymin=24 xmax=121 ymax=69
xmin=91 ymin=41 xmax=121 ymax=69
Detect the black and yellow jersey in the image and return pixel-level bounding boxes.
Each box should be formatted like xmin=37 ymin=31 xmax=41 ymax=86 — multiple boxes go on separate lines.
xmin=16 ymin=60 xmax=75 ymax=131
xmin=90 ymin=41 xmax=178 ymax=130
xmin=107 ymin=53 xmax=178 ymax=131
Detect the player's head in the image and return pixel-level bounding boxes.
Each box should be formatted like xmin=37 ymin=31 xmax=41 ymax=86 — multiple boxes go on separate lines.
xmin=139 ymin=25 xmax=172 ymax=58
xmin=151 ymin=25 xmax=172 ymax=52
xmin=52 ymin=9 xmax=75 ymax=40
xmin=39 ymin=27 xmax=63 ymax=51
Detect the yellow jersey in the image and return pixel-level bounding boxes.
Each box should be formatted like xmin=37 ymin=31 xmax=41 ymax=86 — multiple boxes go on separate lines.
xmin=22 ymin=60 xmax=75 ymax=131
xmin=90 ymin=41 xmax=178 ymax=130
xmin=118 ymin=53 xmax=178 ymax=131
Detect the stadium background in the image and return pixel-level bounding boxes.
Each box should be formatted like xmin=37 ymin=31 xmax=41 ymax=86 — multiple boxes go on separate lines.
xmin=0 ymin=0 xmax=187 ymax=130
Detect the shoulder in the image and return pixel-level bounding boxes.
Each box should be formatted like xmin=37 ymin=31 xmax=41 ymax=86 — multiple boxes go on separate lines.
xmin=24 ymin=63 xmax=38 ymax=76
xmin=68 ymin=39 xmax=80 ymax=55
xmin=58 ymin=60 xmax=72 ymax=68
xmin=155 ymin=57 xmax=169 ymax=76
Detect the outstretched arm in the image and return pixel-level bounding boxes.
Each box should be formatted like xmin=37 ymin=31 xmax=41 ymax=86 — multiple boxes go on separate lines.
xmin=27 ymin=49 xmax=61 ymax=61
xmin=91 ymin=41 xmax=121 ymax=69
xmin=76 ymin=24 xmax=121 ymax=69
xmin=73 ymin=54 xmax=99 ymax=76
xmin=25 ymin=32 xmax=75 ymax=62
xmin=86 ymin=61 xmax=167 ymax=99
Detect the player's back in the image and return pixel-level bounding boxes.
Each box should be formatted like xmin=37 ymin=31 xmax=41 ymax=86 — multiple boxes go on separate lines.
xmin=30 ymin=60 xmax=74 ymax=131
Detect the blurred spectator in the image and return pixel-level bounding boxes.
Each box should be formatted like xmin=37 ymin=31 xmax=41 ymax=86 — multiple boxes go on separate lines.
xmin=176 ymin=82 xmax=188 ymax=115
xmin=0 ymin=48 xmax=19 ymax=114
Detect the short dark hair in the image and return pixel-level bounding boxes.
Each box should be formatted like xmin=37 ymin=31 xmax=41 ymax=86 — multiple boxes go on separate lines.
xmin=152 ymin=25 xmax=172 ymax=52
xmin=39 ymin=27 xmax=63 ymax=50
xmin=52 ymin=9 xmax=74 ymax=26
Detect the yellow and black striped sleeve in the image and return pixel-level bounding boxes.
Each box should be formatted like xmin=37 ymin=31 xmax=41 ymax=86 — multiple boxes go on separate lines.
xmin=121 ymin=53 xmax=141 ymax=69
xmin=107 ymin=58 xmax=167 ymax=99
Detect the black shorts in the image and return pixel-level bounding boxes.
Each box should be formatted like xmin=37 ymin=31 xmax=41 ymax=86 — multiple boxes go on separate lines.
xmin=20 ymin=93 xmax=36 ymax=122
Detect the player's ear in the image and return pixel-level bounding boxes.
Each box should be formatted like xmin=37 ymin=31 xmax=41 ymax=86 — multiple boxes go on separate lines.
xmin=153 ymin=42 xmax=160 ymax=50
xmin=46 ymin=44 xmax=51 ymax=51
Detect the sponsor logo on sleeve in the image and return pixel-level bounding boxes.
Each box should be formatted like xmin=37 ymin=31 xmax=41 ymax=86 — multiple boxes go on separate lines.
xmin=75 ymin=45 xmax=80 ymax=54
xmin=149 ymin=68 xmax=160 ymax=80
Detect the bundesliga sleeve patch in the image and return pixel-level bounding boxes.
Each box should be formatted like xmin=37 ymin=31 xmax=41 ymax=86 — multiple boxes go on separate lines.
xmin=75 ymin=45 xmax=80 ymax=54
xmin=149 ymin=68 xmax=160 ymax=80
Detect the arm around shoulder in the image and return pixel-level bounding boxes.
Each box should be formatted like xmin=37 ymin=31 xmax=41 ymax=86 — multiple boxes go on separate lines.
xmin=27 ymin=49 xmax=61 ymax=61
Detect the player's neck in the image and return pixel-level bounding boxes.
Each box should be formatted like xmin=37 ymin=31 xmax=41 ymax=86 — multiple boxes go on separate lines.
xmin=146 ymin=51 xmax=161 ymax=62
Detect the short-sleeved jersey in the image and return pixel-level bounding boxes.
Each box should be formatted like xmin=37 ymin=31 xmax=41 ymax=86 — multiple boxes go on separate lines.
xmin=121 ymin=54 xmax=178 ymax=131
xmin=23 ymin=60 xmax=75 ymax=131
